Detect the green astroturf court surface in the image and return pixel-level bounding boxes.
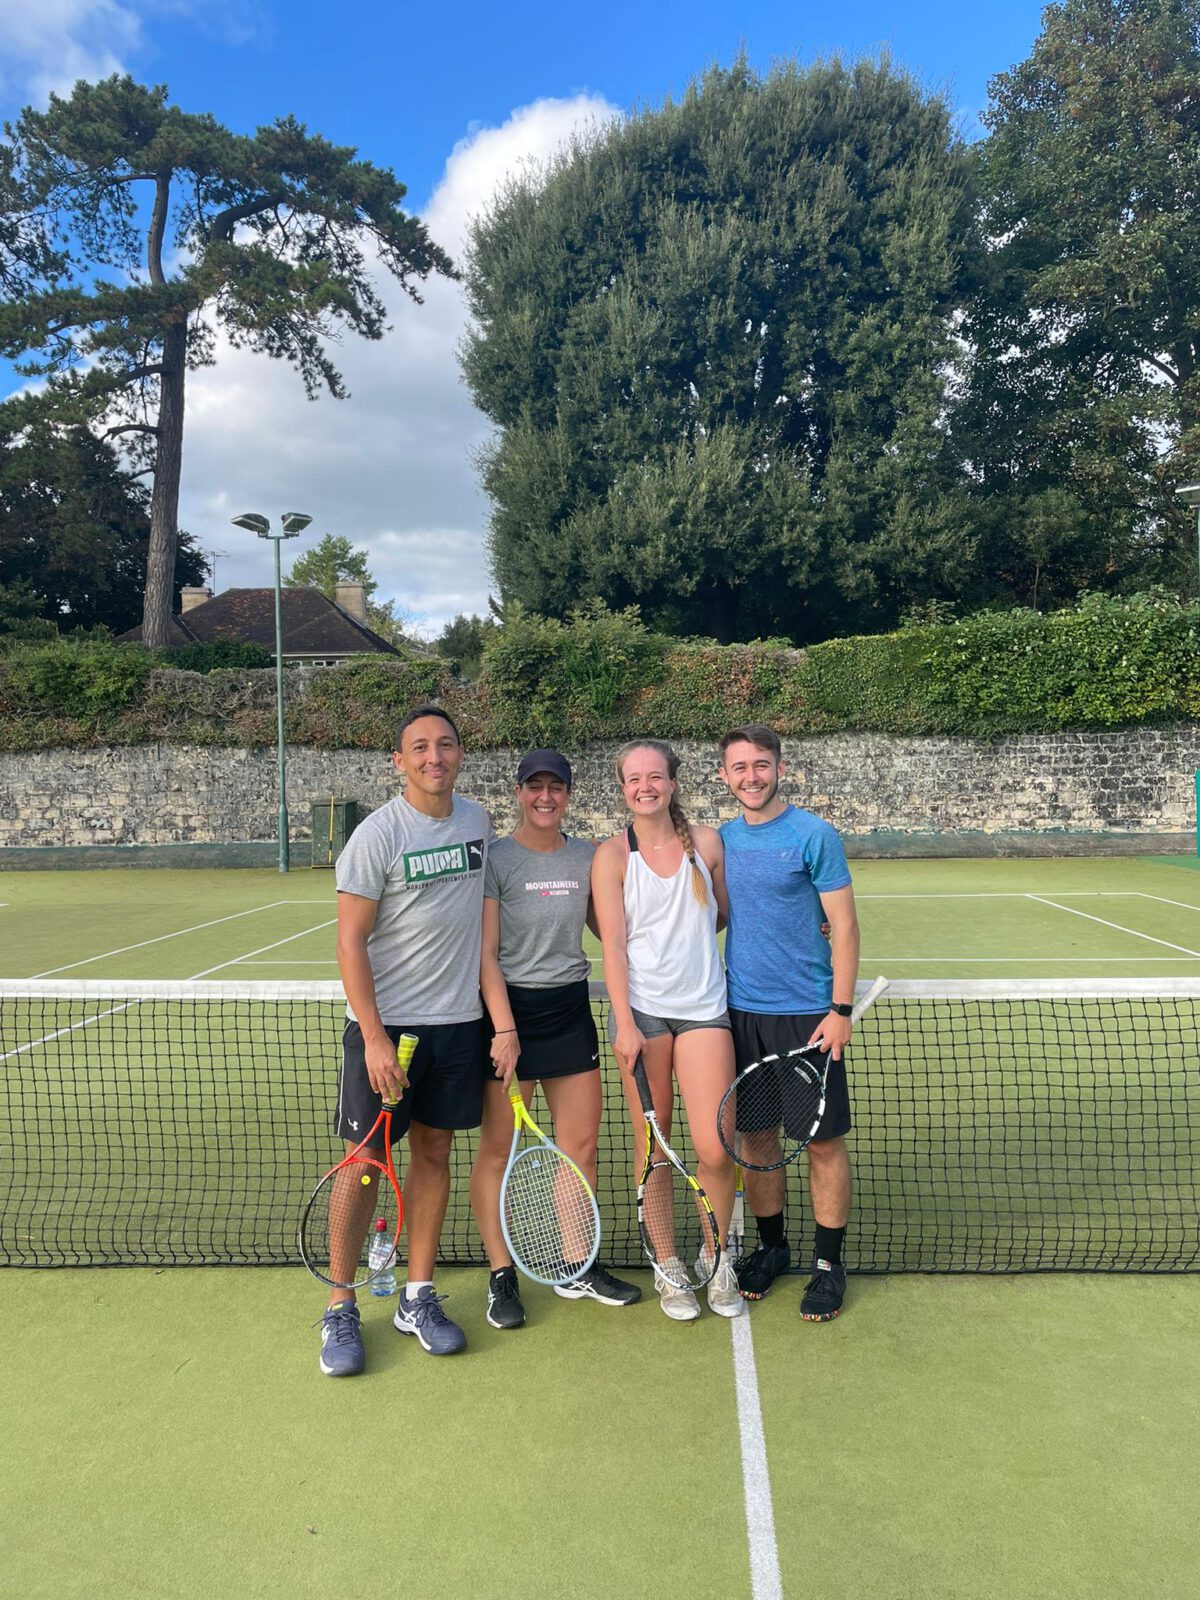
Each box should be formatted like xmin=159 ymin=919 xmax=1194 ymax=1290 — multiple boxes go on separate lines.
xmin=3 ymin=854 xmax=1200 ymax=1599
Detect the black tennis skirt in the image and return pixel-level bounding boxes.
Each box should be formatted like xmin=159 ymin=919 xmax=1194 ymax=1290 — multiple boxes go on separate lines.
xmin=492 ymin=977 xmax=600 ymax=1081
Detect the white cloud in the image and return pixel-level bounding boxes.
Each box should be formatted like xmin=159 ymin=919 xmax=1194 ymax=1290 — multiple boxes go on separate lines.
xmin=0 ymin=0 xmax=140 ymax=106
xmin=179 ymin=94 xmax=621 ymax=638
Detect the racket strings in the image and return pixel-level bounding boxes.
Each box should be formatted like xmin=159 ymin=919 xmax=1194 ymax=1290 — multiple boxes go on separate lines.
xmin=719 ymin=1054 xmax=826 ymax=1170
xmin=502 ymin=1145 xmax=599 ymax=1283
xmin=301 ymin=1157 xmax=399 ymax=1288
xmin=640 ymin=1156 xmax=714 ymax=1289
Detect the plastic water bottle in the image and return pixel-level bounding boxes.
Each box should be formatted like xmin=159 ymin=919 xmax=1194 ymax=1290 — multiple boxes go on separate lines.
xmin=367 ymin=1218 xmax=397 ymax=1296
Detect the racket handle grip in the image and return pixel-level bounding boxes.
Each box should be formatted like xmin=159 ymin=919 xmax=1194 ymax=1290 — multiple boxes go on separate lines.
xmin=396 ymin=1033 xmax=419 ymax=1072
xmin=851 ymin=976 xmax=889 ymax=1021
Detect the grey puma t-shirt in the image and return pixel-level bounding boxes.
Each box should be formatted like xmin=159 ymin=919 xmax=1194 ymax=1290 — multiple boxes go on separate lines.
xmin=335 ymin=791 xmax=490 ymax=1025
xmin=483 ymin=834 xmax=594 ymax=988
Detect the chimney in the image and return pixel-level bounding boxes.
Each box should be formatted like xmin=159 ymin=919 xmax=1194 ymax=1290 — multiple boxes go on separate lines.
xmin=181 ymin=587 xmax=212 ymax=613
xmin=334 ymin=581 xmax=367 ymax=622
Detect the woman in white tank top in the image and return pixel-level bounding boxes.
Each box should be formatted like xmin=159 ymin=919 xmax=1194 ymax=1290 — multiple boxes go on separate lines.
xmin=591 ymin=740 xmax=743 ymax=1322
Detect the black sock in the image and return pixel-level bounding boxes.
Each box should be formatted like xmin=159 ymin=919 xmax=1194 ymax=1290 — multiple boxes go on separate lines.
xmin=813 ymin=1224 xmax=845 ymax=1265
xmin=756 ymin=1211 xmax=786 ymax=1250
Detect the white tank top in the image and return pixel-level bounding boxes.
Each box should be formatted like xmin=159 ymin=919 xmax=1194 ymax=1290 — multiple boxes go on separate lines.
xmin=621 ymin=826 xmax=728 ymax=1020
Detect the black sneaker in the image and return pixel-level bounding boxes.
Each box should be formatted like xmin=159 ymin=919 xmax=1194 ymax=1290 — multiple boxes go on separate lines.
xmin=554 ymin=1262 xmax=642 ymax=1305
xmin=735 ymin=1242 xmax=792 ymax=1300
xmin=800 ymin=1257 xmax=847 ymax=1322
xmin=487 ymin=1266 xmax=526 ymax=1330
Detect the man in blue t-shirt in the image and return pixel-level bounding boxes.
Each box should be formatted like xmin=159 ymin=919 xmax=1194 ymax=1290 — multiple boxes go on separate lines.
xmin=718 ymin=724 xmax=861 ymax=1321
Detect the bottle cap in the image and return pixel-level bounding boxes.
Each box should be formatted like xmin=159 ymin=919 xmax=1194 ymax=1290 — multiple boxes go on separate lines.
xmin=375 ymin=1218 xmax=387 ymax=1232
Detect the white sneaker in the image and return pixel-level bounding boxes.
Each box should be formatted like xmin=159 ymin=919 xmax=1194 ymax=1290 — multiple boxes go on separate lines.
xmin=706 ymin=1257 xmax=746 ymax=1318
xmin=654 ymin=1259 xmax=701 ymax=1322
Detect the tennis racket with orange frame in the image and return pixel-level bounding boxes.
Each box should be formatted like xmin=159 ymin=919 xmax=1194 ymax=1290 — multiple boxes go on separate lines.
xmin=299 ymin=1032 xmax=418 ymax=1289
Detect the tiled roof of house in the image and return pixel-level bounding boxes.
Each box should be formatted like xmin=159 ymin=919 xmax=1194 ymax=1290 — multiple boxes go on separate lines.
xmin=121 ymin=588 xmax=399 ymax=655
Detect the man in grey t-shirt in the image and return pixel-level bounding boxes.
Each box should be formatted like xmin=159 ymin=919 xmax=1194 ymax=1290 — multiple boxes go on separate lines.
xmin=316 ymin=706 xmax=490 ymax=1377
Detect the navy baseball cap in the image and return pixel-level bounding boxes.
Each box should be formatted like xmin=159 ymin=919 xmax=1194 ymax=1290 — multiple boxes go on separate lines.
xmin=515 ymin=749 xmax=572 ymax=786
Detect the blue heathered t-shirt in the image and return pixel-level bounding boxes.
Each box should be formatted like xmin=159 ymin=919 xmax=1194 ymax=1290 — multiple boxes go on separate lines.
xmin=720 ymin=804 xmax=852 ymax=1014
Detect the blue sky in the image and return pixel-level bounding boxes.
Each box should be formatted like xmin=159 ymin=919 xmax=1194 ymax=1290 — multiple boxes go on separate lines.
xmin=0 ymin=0 xmax=1050 ymax=632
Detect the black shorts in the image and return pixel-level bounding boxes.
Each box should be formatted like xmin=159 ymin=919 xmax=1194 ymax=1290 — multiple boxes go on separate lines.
xmin=728 ymin=1008 xmax=853 ymax=1142
xmin=492 ymin=979 xmax=600 ymax=1082
xmin=335 ymin=1019 xmax=487 ymax=1144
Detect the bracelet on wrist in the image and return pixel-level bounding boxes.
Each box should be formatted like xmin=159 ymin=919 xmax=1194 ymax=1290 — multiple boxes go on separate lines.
xmin=830 ymin=1002 xmax=853 ymax=1018
xmin=494 ymin=1027 xmax=518 ymax=1034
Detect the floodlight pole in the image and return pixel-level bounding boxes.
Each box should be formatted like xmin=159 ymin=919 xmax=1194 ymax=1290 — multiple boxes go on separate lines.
xmin=1173 ymin=485 xmax=1200 ymax=859
xmin=232 ymin=511 xmax=313 ymax=872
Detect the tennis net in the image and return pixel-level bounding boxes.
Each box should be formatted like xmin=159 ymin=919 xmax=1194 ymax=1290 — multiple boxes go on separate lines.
xmin=2 ymin=977 xmax=1198 ymax=1272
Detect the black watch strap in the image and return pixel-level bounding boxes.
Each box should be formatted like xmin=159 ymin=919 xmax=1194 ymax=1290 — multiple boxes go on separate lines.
xmin=830 ymin=1002 xmax=853 ymax=1018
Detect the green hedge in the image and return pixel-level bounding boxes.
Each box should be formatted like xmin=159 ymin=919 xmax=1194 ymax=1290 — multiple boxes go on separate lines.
xmin=2 ymin=593 xmax=1198 ymax=751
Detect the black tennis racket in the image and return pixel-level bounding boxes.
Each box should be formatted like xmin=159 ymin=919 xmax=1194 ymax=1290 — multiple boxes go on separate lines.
xmin=717 ymin=977 xmax=889 ymax=1172
xmin=632 ymin=1053 xmax=721 ymax=1290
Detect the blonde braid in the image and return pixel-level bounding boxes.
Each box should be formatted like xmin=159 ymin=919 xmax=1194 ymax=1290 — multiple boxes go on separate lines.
xmin=668 ymin=794 xmax=709 ymax=907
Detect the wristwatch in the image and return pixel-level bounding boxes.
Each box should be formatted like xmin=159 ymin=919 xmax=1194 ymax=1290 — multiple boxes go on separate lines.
xmin=830 ymin=1002 xmax=853 ymax=1018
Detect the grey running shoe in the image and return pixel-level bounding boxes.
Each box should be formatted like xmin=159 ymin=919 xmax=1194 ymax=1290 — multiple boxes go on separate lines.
xmin=653 ymin=1260 xmax=701 ymax=1322
xmin=706 ymin=1257 xmax=746 ymax=1318
xmin=393 ymin=1285 xmax=467 ymax=1354
xmin=554 ymin=1262 xmax=642 ymax=1305
xmin=318 ymin=1301 xmax=365 ymax=1377
xmin=486 ymin=1266 xmax=526 ymax=1330
xmin=800 ymin=1257 xmax=847 ymax=1322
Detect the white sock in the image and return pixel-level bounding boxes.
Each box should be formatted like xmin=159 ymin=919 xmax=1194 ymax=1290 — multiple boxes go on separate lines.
xmin=404 ymin=1280 xmax=433 ymax=1302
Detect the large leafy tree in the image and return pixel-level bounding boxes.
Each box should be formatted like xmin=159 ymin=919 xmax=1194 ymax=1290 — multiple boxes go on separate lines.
xmin=286 ymin=530 xmax=411 ymax=642
xmin=966 ymin=0 xmax=1200 ymax=599
xmin=0 ymin=75 xmax=455 ymax=647
xmin=463 ymin=58 xmax=975 ymax=643
xmin=0 ymin=413 xmax=205 ymax=633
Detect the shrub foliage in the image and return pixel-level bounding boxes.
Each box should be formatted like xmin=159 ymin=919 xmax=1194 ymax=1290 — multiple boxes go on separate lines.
xmin=2 ymin=594 xmax=1198 ymax=752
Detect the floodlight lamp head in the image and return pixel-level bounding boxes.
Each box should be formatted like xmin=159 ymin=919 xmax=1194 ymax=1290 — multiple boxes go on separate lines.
xmin=280 ymin=512 xmax=313 ymax=535
xmin=232 ymin=512 xmax=271 ymax=537
xmin=1175 ymin=483 xmax=1200 ymax=507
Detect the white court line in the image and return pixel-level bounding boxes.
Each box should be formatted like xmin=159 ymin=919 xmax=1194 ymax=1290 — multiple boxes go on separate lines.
xmin=862 ymin=955 xmax=1200 ymax=963
xmin=1026 ymin=895 xmax=1200 ymax=959
xmin=1134 ymin=892 xmax=1200 ymax=913
xmin=856 ymin=891 xmax=1139 ymax=900
xmin=732 ymin=1316 xmax=782 ymax=1600
xmin=236 ymin=960 xmax=339 ymax=966
xmin=2 ymin=918 xmax=337 ymax=1064
xmin=32 ymin=901 xmax=324 ymax=978
xmin=190 ymin=922 xmax=337 ymax=979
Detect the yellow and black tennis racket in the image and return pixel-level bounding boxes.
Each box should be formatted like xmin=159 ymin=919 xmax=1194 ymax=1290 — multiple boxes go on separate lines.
xmin=632 ymin=1053 xmax=720 ymax=1290
xmin=299 ymin=1032 xmax=417 ymax=1289
xmin=499 ymin=1087 xmax=601 ymax=1286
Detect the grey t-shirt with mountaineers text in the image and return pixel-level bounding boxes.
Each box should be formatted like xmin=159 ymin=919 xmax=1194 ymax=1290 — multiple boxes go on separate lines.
xmin=335 ymin=791 xmax=491 ymax=1025
xmin=484 ymin=834 xmax=594 ymax=988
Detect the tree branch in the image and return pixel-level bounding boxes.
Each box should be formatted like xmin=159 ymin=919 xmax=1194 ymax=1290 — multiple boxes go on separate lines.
xmin=104 ymin=422 xmax=159 ymax=440
xmin=1145 ymin=352 xmax=1180 ymax=384
xmin=147 ymin=172 xmax=171 ymax=286
xmin=208 ymin=193 xmax=287 ymax=243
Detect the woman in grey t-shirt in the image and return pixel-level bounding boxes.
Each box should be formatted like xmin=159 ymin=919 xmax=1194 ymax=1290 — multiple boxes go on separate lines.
xmin=469 ymin=748 xmax=641 ymax=1329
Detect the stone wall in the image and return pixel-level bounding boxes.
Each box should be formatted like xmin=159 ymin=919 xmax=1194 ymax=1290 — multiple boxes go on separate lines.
xmin=1 ymin=728 xmax=1197 ymax=854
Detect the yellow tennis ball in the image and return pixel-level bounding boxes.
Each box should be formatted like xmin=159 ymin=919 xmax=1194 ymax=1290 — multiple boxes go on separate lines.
xmin=360 ymin=1173 xmax=371 ymax=1186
